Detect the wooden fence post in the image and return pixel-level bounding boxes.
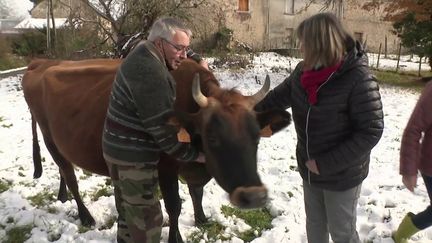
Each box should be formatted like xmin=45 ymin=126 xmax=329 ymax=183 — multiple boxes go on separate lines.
xmin=418 ymin=56 xmax=422 ymax=77
xmin=396 ymin=43 xmax=402 ymax=72
xmin=377 ymin=43 xmax=382 ymax=69
xmin=384 ymin=35 xmax=387 ymax=58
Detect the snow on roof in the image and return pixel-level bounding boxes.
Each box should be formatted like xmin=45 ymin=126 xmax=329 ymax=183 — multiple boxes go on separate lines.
xmin=14 ymin=18 xmax=68 ymax=29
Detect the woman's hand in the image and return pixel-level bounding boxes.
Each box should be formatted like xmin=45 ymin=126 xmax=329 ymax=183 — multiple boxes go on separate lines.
xmin=195 ymin=152 xmax=206 ymax=163
xmin=402 ymin=174 xmax=417 ymax=192
xmin=306 ymin=159 xmax=320 ymax=175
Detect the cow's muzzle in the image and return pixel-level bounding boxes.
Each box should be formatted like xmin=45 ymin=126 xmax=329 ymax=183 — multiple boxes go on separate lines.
xmin=229 ymin=185 xmax=268 ymax=209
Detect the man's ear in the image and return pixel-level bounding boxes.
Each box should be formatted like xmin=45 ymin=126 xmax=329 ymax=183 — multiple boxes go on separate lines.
xmin=256 ymin=109 xmax=292 ymax=137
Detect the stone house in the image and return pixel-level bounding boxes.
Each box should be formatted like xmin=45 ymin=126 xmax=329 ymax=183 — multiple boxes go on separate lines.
xmin=198 ymin=0 xmax=400 ymax=54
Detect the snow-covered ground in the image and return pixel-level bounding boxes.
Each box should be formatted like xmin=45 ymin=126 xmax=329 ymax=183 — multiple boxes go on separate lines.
xmin=0 ymin=52 xmax=431 ymax=243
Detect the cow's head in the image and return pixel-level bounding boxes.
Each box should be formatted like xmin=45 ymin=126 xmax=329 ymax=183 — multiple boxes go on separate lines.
xmin=181 ymin=74 xmax=291 ymax=209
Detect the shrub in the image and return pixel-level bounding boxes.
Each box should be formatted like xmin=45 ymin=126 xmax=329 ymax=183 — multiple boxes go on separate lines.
xmin=10 ymin=30 xmax=47 ymax=57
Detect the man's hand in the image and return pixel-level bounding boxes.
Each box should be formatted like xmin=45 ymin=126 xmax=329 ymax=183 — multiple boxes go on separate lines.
xmin=306 ymin=159 xmax=320 ymax=175
xmin=402 ymin=174 xmax=417 ymax=192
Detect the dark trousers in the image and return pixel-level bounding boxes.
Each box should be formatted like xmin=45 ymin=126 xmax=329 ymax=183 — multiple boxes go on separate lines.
xmin=412 ymin=173 xmax=432 ymax=230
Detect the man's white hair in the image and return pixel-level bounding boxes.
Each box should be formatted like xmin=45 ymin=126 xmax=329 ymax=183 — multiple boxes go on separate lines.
xmin=147 ymin=17 xmax=192 ymax=42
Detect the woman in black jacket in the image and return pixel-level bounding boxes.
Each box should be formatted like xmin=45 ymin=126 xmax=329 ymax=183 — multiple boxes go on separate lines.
xmin=255 ymin=12 xmax=384 ymax=243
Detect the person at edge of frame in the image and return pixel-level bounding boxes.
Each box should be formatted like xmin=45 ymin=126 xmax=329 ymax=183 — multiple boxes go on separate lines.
xmin=392 ymin=81 xmax=432 ymax=243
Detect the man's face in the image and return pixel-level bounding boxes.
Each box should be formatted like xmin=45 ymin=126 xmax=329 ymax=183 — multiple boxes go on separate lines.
xmin=162 ymin=30 xmax=190 ymax=70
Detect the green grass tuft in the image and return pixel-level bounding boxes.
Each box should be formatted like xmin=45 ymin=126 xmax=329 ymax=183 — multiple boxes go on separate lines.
xmin=221 ymin=205 xmax=274 ymax=241
xmin=27 ymin=191 xmax=57 ymax=208
xmin=91 ymin=186 xmax=113 ymax=201
xmin=4 ymin=224 xmax=33 ymax=243
xmin=0 ymin=180 xmax=12 ymax=193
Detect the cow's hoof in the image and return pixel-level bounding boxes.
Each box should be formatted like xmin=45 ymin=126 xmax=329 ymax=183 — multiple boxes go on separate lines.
xmin=80 ymin=215 xmax=96 ymax=227
xmin=195 ymin=216 xmax=208 ymax=225
xmin=168 ymin=230 xmax=184 ymax=243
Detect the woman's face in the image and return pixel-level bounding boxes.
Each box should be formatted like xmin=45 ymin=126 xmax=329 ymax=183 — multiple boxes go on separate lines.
xmin=161 ymin=30 xmax=190 ymax=70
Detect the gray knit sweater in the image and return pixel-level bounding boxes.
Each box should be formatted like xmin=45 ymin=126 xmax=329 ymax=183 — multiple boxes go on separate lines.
xmin=102 ymin=40 xmax=199 ymax=163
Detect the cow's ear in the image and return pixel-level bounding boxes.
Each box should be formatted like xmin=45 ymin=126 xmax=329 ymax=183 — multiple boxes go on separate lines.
xmin=256 ymin=109 xmax=291 ymax=137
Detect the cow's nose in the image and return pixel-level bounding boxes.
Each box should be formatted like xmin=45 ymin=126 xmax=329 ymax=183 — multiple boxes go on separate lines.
xmin=229 ymin=185 xmax=268 ymax=209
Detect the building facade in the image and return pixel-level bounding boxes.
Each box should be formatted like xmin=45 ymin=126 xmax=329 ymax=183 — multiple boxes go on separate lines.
xmin=28 ymin=0 xmax=401 ymax=54
xmin=208 ymin=0 xmax=399 ymax=54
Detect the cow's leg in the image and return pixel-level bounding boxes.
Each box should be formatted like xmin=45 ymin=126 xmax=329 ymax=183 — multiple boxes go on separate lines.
xmin=57 ymin=172 xmax=68 ymax=203
xmin=179 ymin=163 xmax=211 ymax=225
xmin=158 ymin=156 xmax=183 ymax=243
xmin=43 ymin=138 xmax=95 ymax=226
xmin=31 ymin=115 xmax=42 ymax=179
xmin=187 ymin=184 xmax=208 ymax=225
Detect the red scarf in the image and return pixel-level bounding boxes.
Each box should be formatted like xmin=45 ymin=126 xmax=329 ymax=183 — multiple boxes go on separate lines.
xmin=300 ymin=61 xmax=342 ymax=105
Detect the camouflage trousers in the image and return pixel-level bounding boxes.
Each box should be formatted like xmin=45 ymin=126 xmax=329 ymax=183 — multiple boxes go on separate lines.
xmin=104 ymin=154 xmax=163 ymax=243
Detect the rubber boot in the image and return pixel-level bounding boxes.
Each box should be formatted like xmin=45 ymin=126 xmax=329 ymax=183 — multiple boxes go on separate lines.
xmin=392 ymin=212 xmax=420 ymax=243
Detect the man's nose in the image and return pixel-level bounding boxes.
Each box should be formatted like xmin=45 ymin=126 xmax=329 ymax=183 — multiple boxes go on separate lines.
xmin=180 ymin=50 xmax=187 ymax=59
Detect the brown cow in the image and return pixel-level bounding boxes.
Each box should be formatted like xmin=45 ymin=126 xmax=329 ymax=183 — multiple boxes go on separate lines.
xmin=22 ymin=58 xmax=291 ymax=243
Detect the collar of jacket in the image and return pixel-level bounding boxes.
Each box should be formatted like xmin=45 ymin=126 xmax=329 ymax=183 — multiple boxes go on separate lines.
xmin=142 ymin=40 xmax=167 ymax=71
xmin=339 ymin=39 xmax=368 ymax=72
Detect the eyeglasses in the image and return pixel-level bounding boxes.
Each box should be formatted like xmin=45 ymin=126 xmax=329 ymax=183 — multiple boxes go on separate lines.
xmin=163 ymin=39 xmax=190 ymax=53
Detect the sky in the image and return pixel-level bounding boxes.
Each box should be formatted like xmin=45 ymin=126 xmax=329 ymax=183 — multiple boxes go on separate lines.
xmin=0 ymin=53 xmax=431 ymax=243
xmin=0 ymin=0 xmax=33 ymax=19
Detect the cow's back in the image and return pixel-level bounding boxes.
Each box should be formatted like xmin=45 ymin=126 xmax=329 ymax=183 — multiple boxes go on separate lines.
xmin=22 ymin=58 xmax=121 ymax=176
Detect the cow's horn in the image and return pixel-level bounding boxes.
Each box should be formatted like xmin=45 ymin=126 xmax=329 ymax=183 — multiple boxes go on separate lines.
xmin=192 ymin=73 xmax=208 ymax=108
xmin=249 ymin=74 xmax=270 ymax=105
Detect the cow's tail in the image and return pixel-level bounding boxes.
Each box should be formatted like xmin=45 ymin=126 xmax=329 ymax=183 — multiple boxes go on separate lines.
xmin=31 ymin=113 xmax=42 ymax=178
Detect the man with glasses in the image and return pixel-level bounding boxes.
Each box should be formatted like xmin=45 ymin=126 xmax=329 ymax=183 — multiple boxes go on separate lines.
xmin=102 ymin=17 xmax=205 ymax=243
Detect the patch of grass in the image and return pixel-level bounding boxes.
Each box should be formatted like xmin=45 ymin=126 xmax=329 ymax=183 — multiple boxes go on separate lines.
xmin=373 ymin=69 xmax=428 ymax=91
xmin=99 ymin=215 xmax=117 ymax=230
xmin=47 ymin=206 xmax=59 ymax=214
xmin=79 ymin=170 xmax=93 ymax=180
xmin=91 ymin=186 xmax=113 ymax=201
xmin=187 ymin=205 xmax=275 ymax=242
xmin=27 ymin=191 xmax=57 ymax=208
xmin=4 ymin=224 xmax=33 ymax=243
xmin=188 ymin=220 xmax=229 ymax=243
xmin=0 ymin=116 xmax=13 ymax=128
xmin=0 ymin=54 xmax=28 ymax=71
xmin=221 ymin=205 xmax=274 ymax=242
xmin=0 ymin=180 xmax=13 ymax=193
xmin=1 ymin=123 xmax=13 ymax=128
xmin=78 ymin=225 xmax=91 ymax=234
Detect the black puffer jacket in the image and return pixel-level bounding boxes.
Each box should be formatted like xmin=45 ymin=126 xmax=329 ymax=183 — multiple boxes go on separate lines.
xmin=256 ymin=40 xmax=384 ymax=191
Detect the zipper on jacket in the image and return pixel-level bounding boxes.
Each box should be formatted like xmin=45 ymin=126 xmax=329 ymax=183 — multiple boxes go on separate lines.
xmin=305 ymin=71 xmax=337 ymax=184
xmin=306 ymin=107 xmax=311 ymax=184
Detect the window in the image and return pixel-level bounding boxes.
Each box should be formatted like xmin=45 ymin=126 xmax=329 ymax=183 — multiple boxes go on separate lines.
xmin=238 ymin=0 xmax=249 ymax=12
xmin=354 ymin=32 xmax=363 ymax=44
xmin=285 ymin=28 xmax=294 ymax=47
xmin=285 ymin=0 xmax=294 ymax=14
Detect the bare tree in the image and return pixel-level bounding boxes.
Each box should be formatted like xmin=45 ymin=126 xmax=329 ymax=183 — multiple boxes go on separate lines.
xmin=72 ymin=0 xmax=207 ymax=57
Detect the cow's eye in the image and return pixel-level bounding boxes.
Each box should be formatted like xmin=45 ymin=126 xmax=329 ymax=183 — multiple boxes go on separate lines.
xmin=207 ymin=134 xmax=220 ymax=147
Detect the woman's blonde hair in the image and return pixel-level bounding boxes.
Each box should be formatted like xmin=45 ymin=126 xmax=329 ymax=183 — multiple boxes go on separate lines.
xmin=296 ymin=12 xmax=353 ymax=70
